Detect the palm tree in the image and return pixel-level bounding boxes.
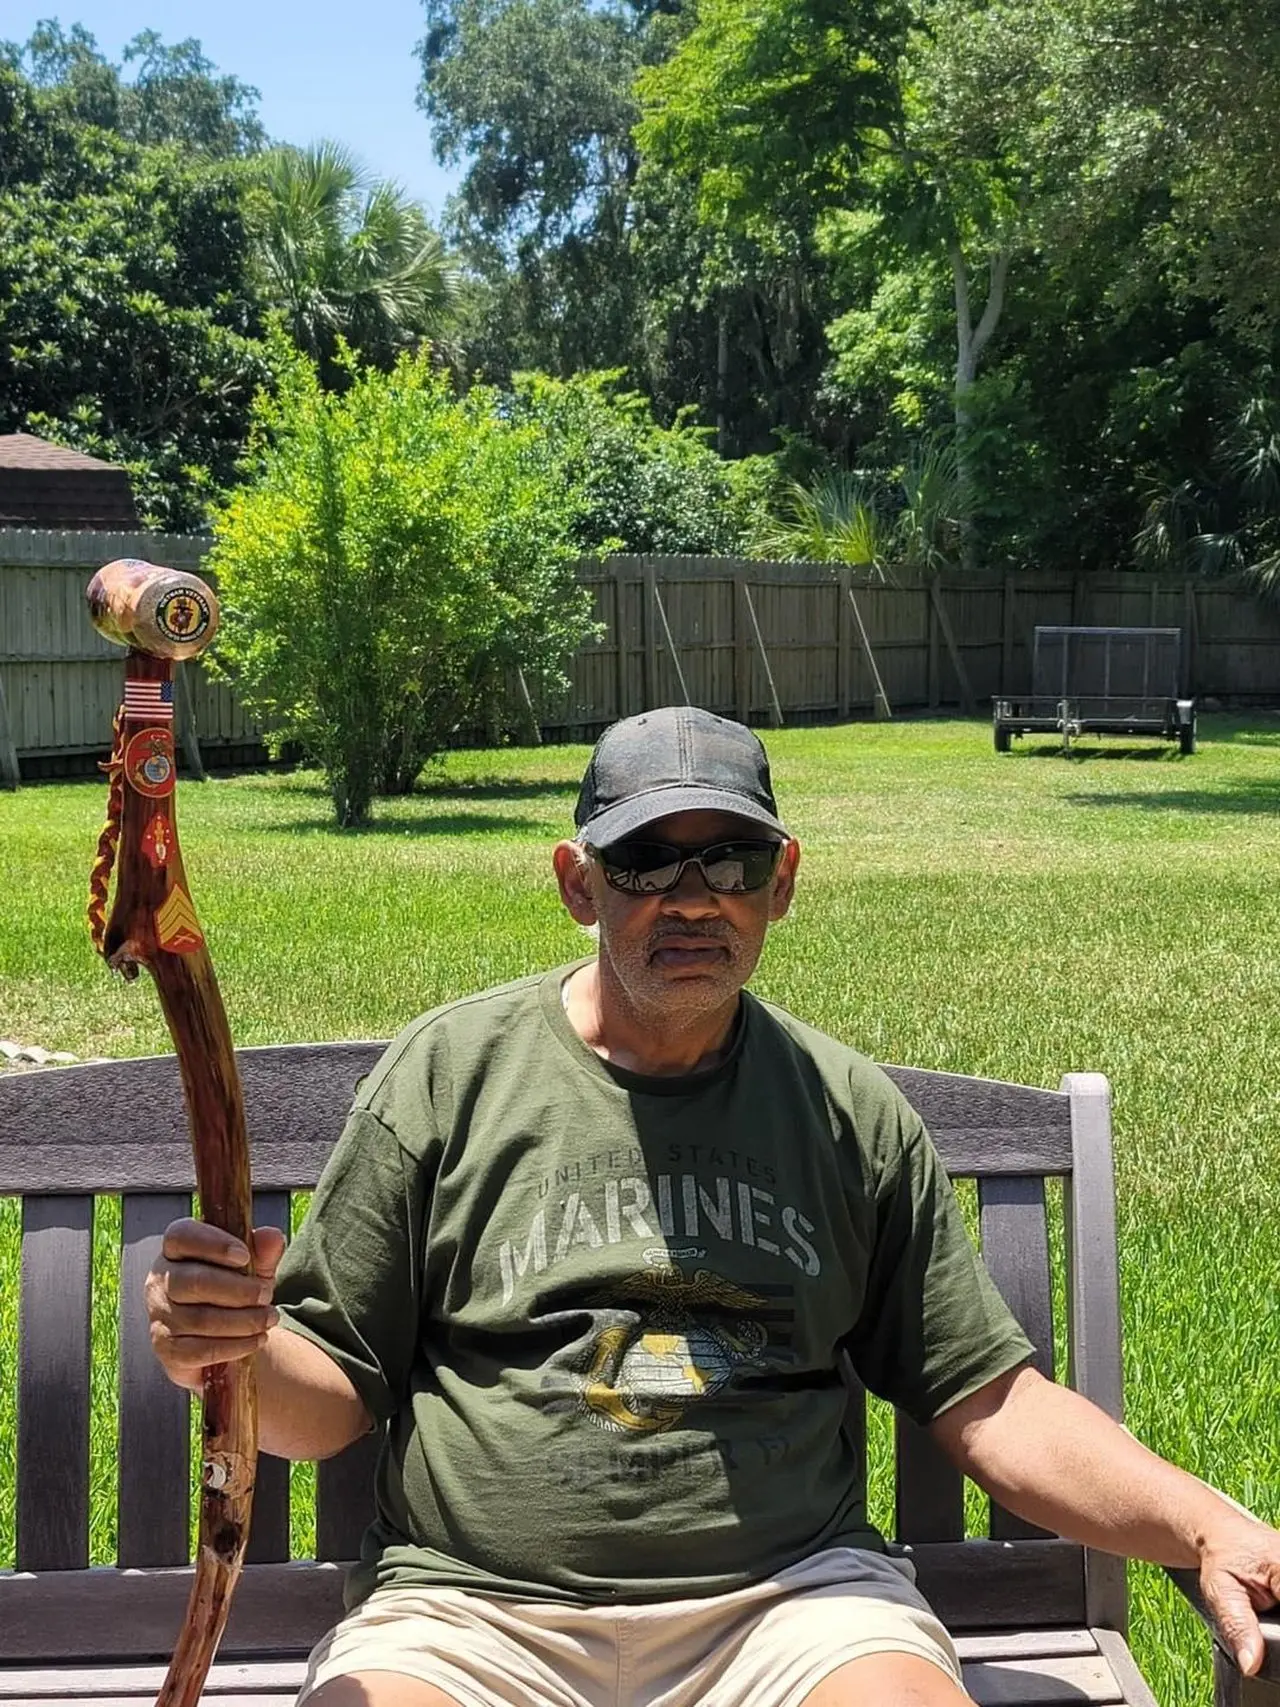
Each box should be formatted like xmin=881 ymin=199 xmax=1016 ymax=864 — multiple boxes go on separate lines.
xmin=251 ymin=141 xmax=461 ymax=382
xmin=752 ymin=471 xmax=890 ymax=574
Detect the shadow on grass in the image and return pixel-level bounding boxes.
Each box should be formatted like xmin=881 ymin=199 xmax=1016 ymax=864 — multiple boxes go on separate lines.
xmin=1065 ymin=787 xmax=1280 ymax=815
xmin=278 ymin=810 xmax=548 ymax=836
xmin=415 ymin=777 xmax=577 ymax=802
xmin=1014 ymin=744 xmax=1179 ymax=762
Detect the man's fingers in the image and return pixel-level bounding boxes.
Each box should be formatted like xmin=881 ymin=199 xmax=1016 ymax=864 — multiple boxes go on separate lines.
xmin=159 ymin=1302 xmax=279 ymax=1340
xmin=161 ymin=1218 xmax=254 ymax=1269
xmin=160 ymin=1332 xmax=271 ymax=1373
xmin=161 ymin=1260 xmax=270 ymax=1308
xmin=251 ymin=1224 xmax=287 ymax=1281
xmin=1205 ymin=1571 xmax=1266 ymax=1676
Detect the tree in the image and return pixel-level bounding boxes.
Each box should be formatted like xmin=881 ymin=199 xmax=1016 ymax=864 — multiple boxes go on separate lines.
xmin=418 ymin=0 xmax=647 ymax=379
xmin=208 ymin=346 xmax=597 ymax=825
xmin=635 ymin=0 xmax=1057 ymax=564
xmin=249 ymin=142 xmax=462 ymax=387
xmin=509 ymin=370 xmax=772 ymax=555
xmin=0 ymin=60 xmax=273 ymax=530
xmin=3 ymin=21 xmax=267 ymax=156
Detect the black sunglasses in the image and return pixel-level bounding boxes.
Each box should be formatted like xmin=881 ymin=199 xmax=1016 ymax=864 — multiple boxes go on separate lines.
xmin=589 ymin=836 xmax=785 ymax=896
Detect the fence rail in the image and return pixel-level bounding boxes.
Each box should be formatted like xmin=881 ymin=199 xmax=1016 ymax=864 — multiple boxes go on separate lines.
xmin=4 ymin=531 xmax=1280 ymax=779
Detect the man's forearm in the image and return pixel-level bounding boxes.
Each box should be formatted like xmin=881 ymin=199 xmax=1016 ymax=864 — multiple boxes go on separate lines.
xmin=253 ymin=1324 xmax=374 ymax=1461
xmin=932 ymin=1366 xmax=1235 ymax=1567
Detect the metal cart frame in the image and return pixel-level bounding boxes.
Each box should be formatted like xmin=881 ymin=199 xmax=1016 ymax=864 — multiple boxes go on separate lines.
xmin=993 ymin=625 xmax=1196 ymax=754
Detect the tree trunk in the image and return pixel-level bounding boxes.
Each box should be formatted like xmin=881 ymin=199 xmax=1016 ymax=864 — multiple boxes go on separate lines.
xmin=949 ymin=236 xmax=1011 ymax=573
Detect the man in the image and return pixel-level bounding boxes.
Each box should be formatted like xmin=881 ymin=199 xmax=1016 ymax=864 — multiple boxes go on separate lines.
xmin=148 ymin=707 xmax=1280 ymax=1707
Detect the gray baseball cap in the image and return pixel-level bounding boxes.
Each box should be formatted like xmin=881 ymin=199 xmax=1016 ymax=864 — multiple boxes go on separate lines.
xmin=574 ymin=706 xmax=787 ymax=846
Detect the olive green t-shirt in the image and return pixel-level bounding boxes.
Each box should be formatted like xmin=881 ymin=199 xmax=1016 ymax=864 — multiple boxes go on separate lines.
xmin=274 ymin=964 xmax=1033 ymax=1608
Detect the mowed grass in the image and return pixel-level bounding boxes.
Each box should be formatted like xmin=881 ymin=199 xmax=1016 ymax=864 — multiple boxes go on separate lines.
xmin=4 ymin=714 xmax=1280 ymax=1706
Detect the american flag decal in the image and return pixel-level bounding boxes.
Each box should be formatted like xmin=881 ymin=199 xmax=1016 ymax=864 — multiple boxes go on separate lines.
xmin=123 ymin=680 xmax=175 ymax=721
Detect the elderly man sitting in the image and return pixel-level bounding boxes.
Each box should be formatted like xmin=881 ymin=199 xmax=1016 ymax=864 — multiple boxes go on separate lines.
xmin=147 ymin=707 xmax=1280 ymax=1707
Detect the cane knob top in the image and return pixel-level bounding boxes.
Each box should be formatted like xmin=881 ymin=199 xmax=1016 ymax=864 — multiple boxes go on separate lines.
xmin=87 ymin=559 xmax=219 ymax=660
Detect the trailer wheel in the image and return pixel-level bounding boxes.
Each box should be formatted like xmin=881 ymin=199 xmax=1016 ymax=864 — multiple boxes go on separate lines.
xmin=994 ymin=723 xmax=1012 ymax=753
xmin=1179 ymin=716 xmax=1197 ymax=756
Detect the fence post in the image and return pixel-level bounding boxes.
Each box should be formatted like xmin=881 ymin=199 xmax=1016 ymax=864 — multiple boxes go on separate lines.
xmin=1183 ymin=580 xmax=1199 ymax=696
xmin=741 ymin=582 xmax=784 ymax=728
xmin=927 ymin=580 xmax=940 ymax=709
xmin=837 ymin=567 xmax=852 ymax=719
xmin=0 ymin=673 xmax=19 ymax=789
xmin=515 ymin=669 xmax=542 ymax=745
xmin=847 ymin=588 xmax=892 ymax=720
xmin=1001 ymin=575 xmax=1015 ymax=695
xmin=734 ymin=573 xmax=752 ymax=725
xmin=174 ymin=664 xmax=207 ymax=782
xmin=643 ymin=563 xmax=659 ymax=710
xmin=930 ymin=578 xmax=976 ymax=714
xmin=652 ymin=584 xmax=691 ymax=704
xmin=613 ymin=565 xmax=628 ymax=719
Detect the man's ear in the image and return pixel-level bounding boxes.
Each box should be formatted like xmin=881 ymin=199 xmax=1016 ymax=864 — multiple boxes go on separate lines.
xmin=553 ymin=840 xmax=598 ymax=927
xmin=768 ymin=838 xmax=800 ymax=922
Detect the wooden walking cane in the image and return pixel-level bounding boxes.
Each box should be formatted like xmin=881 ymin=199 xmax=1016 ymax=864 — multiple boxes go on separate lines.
xmin=86 ymin=559 xmax=256 ymax=1707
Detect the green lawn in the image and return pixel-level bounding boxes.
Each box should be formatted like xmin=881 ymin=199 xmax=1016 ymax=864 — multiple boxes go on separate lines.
xmin=4 ymin=714 xmax=1280 ymax=1706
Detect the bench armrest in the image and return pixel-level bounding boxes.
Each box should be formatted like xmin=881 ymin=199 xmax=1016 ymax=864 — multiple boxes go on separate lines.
xmin=1167 ymin=1567 xmax=1280 ymax=1691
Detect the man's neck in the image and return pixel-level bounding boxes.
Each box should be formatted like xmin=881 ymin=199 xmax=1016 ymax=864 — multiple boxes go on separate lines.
xmin=562 ymin=960 xmax=739 ymax=1077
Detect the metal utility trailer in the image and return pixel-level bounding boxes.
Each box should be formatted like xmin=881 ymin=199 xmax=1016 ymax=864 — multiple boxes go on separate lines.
xmin=993 ymin=625 xmax=1196 ymax=755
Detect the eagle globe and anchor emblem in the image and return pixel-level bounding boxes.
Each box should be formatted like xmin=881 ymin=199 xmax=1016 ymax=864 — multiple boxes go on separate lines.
xmin=575 ymin=1257 xmax=770 ymax=1434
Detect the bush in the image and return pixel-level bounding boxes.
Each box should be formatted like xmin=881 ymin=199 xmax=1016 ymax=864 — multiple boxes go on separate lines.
xmin=207 ymin=345 xmax=595 ymax=826
xmin=510 ymin=370 xmax=772 ymax=556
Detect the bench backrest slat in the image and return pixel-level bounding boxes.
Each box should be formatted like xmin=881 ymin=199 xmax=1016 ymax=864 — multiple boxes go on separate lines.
xmin=895 ymin=1416 xmax=965 ymax=1543
xmin=118 ymin=1192 xmax=191 ymax=1567
xmin=17 ymin=1195 xmax=94 ymax=1572
xmin=317 ymin=1433 xmax=384 ymax=1562
xmin=244 ymin=1191 xmax=293 ymax=1565
xmin=0 ymin=1050 xmax=1076 ymax=1194
xmin=977 ymin=1176 xmax=1058 ymax=1543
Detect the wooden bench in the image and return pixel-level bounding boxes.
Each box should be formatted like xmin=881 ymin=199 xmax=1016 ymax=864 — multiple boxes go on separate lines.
xmin=2 ymin=1046 xmax=1276 ymax=1705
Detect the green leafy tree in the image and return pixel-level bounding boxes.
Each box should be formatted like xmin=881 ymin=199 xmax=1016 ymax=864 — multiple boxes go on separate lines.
xmin=636 ymin=0 xmax=1056 ymax=563
xmin=418 ymin=0 xmax=830 ymax=460
xmin=4 ymin=21 xmax=267 ymax=155
xmin=0 ymin=61 xmax=273 ymax=530
xmin=207 ymin=346 xmax=596 ymax=826
xmin=249 ymin=142 xmax=462 ymax=387
xmin=510 ymin=370 xmax=772 ymax=555
xmin=418 ymin=0 xmax=647 ymax=379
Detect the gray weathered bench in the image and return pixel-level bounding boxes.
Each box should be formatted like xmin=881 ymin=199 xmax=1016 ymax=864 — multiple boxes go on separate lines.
xmin=2 ymin=1047 xmax=1276 ymax=1705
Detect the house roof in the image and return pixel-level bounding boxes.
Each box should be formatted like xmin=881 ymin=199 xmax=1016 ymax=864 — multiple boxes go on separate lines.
xmin=0 ymin=433 xmax=123 ymax=472
xmin=0 ymin=433 xmax=139 ymax=530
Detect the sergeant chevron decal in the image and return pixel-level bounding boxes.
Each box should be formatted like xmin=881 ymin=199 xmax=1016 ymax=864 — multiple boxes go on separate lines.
xmin=155 ymin=884 xmax=205 ymax=953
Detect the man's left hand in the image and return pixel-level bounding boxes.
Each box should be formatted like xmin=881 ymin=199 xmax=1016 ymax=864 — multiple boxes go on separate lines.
xmin=1199 ymin=1515 xmax=1280 ymax=1676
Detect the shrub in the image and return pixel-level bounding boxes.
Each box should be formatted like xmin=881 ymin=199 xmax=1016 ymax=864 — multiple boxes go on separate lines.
xmin=510 ymin=370 xmax=772 ymax=556
xmin=207 ymin=345 xmax=594 ymax=826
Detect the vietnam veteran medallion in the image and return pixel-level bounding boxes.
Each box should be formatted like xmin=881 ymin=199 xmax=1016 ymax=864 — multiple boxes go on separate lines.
xmin=155 ymin=584 xmax=212 ymax=647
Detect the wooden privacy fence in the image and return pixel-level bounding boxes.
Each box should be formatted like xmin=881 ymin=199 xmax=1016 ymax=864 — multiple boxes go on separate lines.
xmin=4 ymin=531 xmax=1280 ymax=778
xmin=539 ymin=556 xmax=1280 ymax=736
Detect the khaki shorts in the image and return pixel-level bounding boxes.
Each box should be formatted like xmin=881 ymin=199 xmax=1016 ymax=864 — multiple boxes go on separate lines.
xmin=295 ymin=1547 xmax=966 ymax=1707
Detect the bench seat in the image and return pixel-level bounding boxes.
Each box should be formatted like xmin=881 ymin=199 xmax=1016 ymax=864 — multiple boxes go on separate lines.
xmin=0 ymin=1628 xmax=1158 ymax=1706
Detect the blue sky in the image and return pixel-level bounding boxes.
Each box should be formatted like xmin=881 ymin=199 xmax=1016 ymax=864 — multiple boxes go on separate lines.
xmin=5 ymin=1 xmax=466 ymax=219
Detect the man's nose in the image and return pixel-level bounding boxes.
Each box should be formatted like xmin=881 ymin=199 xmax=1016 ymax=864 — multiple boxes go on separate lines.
xmin=659 ymin=859 xmax=721 ymax=914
